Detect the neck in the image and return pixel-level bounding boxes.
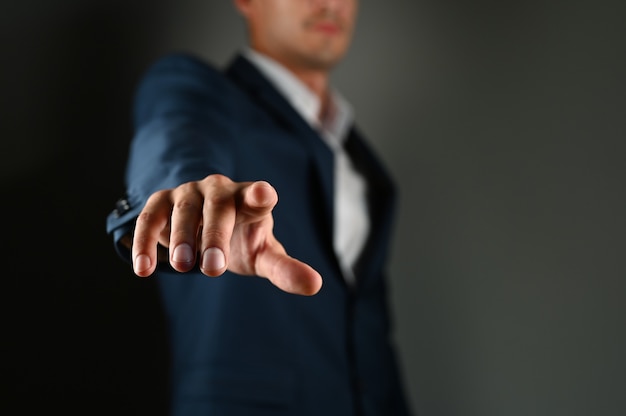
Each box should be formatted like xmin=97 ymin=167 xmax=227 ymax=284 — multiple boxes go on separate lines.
xmin=249 ymin=47 xmax=334 ymax=121
xmin=289 ymin=66 xmax=332 ymax=121
xmin=279 ymin=61 xmax=330 ymax=102
xmin=255 ymin=50 xmax=331 ymax=109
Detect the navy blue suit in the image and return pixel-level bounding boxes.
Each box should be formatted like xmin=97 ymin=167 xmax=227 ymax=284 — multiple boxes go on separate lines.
xmin=107 ymin=53 xmax=412 ymax=416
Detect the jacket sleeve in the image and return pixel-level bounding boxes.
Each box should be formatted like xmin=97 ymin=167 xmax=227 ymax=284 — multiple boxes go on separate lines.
xmin=105 ymin=53 xmax=238 ymax=263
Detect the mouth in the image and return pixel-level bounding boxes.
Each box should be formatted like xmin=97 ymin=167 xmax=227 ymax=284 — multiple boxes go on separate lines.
xmin=311 ymin=21 xmax=342 ymax=35
xmin=306 ymin=17 xmax=344 ymax=36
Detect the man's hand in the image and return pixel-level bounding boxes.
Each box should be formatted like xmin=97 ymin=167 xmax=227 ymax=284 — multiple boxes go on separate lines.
xmin=131 ymin=174 xmax=322 ymax=295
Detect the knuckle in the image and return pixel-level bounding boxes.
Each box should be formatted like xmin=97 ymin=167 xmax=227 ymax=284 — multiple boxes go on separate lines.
xmin=197 ymin=174 xmax=236 ymax=207
xmin=204 ymin=192 xmax=231 ymax=208
xmin=205 ymin=173 xmax=230 ymax=184
xmin=174 ymin=197 xmax=199 ymax=211
xmin=200 ymin=228 xmax=229 ymax=242
xmin=145 ymin=189 xmax=170 ymax=205
xmin=135 ymin=210 xmax=159 ymax=226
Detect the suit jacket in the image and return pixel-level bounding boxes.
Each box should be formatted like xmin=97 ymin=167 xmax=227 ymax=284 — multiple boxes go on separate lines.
xmin=106 ymin=52 xmax=412 ymax=416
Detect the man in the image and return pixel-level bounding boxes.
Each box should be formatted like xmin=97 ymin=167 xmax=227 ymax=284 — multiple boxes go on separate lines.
xmin=107 ymin=0 xmax=413 ymax=414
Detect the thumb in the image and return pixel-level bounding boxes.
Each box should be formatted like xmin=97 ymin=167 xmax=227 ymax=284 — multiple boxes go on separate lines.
xmin=255 ymin=241 xmax=323 ymax=296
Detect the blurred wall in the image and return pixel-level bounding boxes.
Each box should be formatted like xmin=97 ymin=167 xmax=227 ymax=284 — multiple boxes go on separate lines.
xmin=2 ymin=1 xmax=625 ymax=415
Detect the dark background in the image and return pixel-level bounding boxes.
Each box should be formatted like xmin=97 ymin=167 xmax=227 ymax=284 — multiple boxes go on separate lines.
xmin=2 ymin=1 xmax=625 ymax=415
xmin=2 ymin=1 xmax=170 ymax=414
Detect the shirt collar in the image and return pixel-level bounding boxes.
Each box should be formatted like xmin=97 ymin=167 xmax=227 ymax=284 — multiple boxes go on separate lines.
xmin=243 ymin=48 xmax=354 ymax=148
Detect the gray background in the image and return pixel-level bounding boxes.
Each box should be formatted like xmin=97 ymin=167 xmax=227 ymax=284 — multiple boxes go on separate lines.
xmin=2 ymin=1 xmax=625 ymax=415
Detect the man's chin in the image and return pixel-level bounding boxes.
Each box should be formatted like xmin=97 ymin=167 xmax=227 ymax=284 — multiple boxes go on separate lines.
xmin=305 ymin=48 xmax=347 ymax=70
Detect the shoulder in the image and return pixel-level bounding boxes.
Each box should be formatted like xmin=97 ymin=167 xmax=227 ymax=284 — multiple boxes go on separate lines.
xmin=137 ymin=52 xmax=230 ymax=98
xmin=133 ymin=52 xmax=238 ymax=127
xmin=144 ymin=52 xmax=222 ymax=80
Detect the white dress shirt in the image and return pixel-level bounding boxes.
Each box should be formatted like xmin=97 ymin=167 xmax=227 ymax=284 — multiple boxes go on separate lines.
xmin=244 ymin=49 xmax=369 ymax=285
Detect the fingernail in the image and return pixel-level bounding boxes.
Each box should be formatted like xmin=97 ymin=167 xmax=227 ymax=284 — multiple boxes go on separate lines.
xmin=134 ymin=254 xmax=151 ymax=274
xmin=202 ymin=247 xmax=225 ymax=271
xmin=172 ymin=243 xmax=194 ymax=263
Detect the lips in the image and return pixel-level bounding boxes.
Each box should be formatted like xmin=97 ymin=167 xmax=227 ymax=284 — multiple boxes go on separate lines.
xmin=305 ymin=16 xmax=345 ymax=35
xmin=311 ymin=21 xmax=341 ymax=34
